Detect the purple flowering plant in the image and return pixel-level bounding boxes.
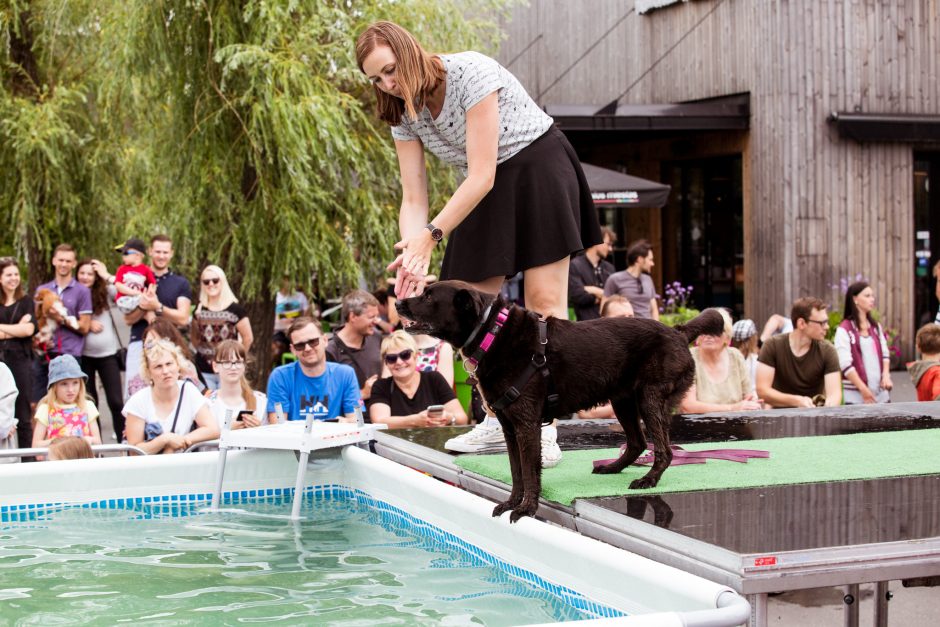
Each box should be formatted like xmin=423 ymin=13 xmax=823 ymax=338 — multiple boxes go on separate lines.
xmin=659 ymin=281 xmax=700 ymax=327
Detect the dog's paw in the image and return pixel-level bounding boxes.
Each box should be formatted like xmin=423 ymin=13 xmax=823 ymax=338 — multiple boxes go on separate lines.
xmin=509 ymin=503 xmax=538 ymax=523
xmin=592 ymin=463 xmax=621 ymax=475
xmin=492 ymin=502 xmax=513 ymax=518
xmin=629 ymin=475 xmax=659 ymax=490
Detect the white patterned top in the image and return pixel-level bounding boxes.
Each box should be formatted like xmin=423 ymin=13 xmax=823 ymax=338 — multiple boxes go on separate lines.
xmin=391 ymin=51 xmax=553 ymax=175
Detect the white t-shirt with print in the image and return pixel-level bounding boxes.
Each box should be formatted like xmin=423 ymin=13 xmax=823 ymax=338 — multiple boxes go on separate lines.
xmin=391 ymin=51 xmax=553 ymax=175
xmin=207 ymin=390 xmax=268 ymax=429
xmin=123 ymin=381 xmax=208 ymax=435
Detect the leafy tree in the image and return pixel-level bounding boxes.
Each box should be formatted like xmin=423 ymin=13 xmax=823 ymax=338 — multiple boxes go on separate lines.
xmin=107 ymin=0 xmax=514 ymax=381
xmin=0 ymin=0 xmax=124 ymax=286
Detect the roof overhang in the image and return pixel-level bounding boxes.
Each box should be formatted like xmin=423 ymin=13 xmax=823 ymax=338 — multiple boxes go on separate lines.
xmin=546 ymin=95 xmax=750 ymax=132
xmin=829 ymin=112 xmax=940 ymax=143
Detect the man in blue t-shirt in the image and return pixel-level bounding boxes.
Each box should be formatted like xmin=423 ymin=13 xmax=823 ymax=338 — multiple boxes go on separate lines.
xmin=266 ymin=317 xmax=360 ymax=422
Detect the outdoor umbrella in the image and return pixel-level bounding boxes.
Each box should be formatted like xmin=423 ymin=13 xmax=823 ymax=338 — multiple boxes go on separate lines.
xmin=582 ymin=163 xmax=671 ymax=209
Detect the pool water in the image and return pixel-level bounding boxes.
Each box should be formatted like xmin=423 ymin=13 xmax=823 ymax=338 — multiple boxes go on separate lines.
xmin=0 ymin=489 xmax=615 ymax=624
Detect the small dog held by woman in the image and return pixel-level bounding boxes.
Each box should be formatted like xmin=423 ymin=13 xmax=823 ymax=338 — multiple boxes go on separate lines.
xmin=397 ymin=280 xmax=724 ymax=522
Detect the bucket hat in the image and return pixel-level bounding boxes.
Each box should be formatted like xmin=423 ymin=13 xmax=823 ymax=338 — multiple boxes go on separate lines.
xmin=731 ymin=319 xmax=757 ymax=343
xmin=47 ymin=354 xmax=88 ymax=389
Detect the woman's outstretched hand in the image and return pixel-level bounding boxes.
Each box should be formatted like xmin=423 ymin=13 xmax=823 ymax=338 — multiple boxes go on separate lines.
xmin=388 ymin=232 xmax=435 ymax=299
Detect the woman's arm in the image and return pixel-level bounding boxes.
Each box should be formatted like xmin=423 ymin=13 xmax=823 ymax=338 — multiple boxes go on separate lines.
xmin=392 ymin=93 xmax=500 ymax=295
xmin=443 ymin=398 xmax=468 ymax=425
xmin=679 ymin=384 xmax=759 ymax=414
xmin=0 ymin=313 xmax=35 ymax=339
xmin=124 ymin=414 xmax=171 ymax=455
xmin=185 ymin=404 xmax=221 ymax=447
xmin=368 ymin=401 xmax=428 ymax=429
xmin=236 ymin=316 xmax=253 ymax=351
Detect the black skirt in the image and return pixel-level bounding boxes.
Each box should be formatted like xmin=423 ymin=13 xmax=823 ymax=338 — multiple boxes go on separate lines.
xmin=440 ymin=126 xmax=601 ymax=282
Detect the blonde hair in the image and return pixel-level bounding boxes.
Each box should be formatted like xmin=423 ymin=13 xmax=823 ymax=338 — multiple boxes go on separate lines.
xmin=355 ymin=21 xmax=446 ymax=126
xmin=48 ymin=436 xmax=94 ymax=461
xmin=140 ymin=338 xmax=186 ymax=383
xmin=214 ymin=339 xmax=256 ymax=411
xmin=380 ymin=330 xmax=418 ymax=359
xmin=39 ymin=378 xmax=90 ymax=414
xmin=199 ymin=264 xmax=238 ymax=310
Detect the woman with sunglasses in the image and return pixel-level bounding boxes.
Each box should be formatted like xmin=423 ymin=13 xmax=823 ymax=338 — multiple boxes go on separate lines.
xmin=0 ymin=257 xmax=36 ymax=453
xmin=192 ymin=265 xmax=253 ymax=390
xmin=207 ymin=340 xmax=267 ymax=429
xmin=369 ymin=331 xmax=467 ymax=429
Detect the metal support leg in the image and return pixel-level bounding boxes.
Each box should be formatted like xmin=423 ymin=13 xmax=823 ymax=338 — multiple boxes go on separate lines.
xmin=872 ymin=581 xmax=890 ymax=627
xmin=289 ymin=413 xmax=316 ymax=520
xmin=210 ymin=410 xmax=235 ymax=511
xmin=747 ymin=593 xmax=768 ymax=627
xmin=842 ymin=584 xmax=859 ymax=627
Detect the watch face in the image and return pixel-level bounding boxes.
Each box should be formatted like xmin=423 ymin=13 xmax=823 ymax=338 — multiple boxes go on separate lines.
xmin=427 ymin=224 xmax=443 ymax=241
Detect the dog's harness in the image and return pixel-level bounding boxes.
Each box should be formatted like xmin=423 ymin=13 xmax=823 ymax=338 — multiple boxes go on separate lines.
xmin=461 ymin=303 xmax=561 ymax=423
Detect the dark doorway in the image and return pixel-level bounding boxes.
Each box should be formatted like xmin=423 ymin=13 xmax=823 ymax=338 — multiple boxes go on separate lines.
xmin=914 ymin=153 xmax=940 ymax=329
xmin=661 ymin=156 xmax=744 ymax=316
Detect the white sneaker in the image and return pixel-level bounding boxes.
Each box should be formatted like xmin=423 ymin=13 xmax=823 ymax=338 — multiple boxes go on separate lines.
xmin=540 ymin=425 xmax=562 ymax=469
xmin=445 ymin=422 xmax=507 ymax=453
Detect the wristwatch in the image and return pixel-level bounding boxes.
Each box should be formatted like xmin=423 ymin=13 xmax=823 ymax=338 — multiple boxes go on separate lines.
xmin=156 ymin=304 xmax=164 ymax=316
xmin=425 ymin=223 xmax=444 ymax=242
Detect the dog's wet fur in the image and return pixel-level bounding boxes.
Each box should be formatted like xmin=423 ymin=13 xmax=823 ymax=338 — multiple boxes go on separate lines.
xmin=396 ymin=281 xmax=725 ymax=522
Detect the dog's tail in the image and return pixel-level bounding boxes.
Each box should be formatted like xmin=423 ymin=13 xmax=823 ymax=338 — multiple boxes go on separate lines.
xmin=675 ymin=309 xmax=726 ymax=344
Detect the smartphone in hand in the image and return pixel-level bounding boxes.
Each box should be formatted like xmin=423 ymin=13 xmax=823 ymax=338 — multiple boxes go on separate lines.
xmin=427 ymin=405 xmax=444 ymax=418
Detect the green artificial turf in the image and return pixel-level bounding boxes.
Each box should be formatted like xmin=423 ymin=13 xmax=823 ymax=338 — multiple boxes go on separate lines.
xmin=453 ymin=429 xmax=940 ymax=505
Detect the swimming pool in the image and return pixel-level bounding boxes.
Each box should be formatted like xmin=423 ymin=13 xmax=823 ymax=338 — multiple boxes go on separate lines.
xmin=0 ymin=446 xmax=748 ymax=625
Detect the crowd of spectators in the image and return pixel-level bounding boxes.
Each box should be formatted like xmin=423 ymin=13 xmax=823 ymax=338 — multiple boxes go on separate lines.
xmin=1 ymin=237 xmax=940 ymax=463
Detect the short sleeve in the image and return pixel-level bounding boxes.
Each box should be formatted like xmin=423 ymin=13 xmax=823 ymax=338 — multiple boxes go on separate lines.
xmin=86 ymin=400 xmax=100 ymax=423
xmin=456 ymin=53 xmax=504 ymax=110
xmin=35 ymin=404 xmax=50 ymax=426
xmin=176 ymin=277 xmax=193 ymax=303
xmin=369 ymin=377 xmax=393 ymax=408
xmin=265 ymin=366 xmax=291 ymax=416
xmin=115 ymin=266 xmax=129 ymax=284
xmin=77 ymin=285 xmax=93 ymax=315
xmin=821 ymin=341 xmax=841 ymax=375
xmin=340 ymin=367 xmax=362 ymax=415
xmin=603 ymin=276 xmax=617 ymax=297
xmin=122 ymin=388 xmax=151 ymax=419
xmin=757 ymin=337 xmax=777 ymax=368
xmin=229 ymin=302 xmax=248 ymax=321
xmin=391 ymin=123 xmax=418 ymax=142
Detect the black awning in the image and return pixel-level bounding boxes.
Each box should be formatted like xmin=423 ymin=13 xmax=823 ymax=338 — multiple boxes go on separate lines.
xmin=829 ymin=112 xmax=940 ymax=143
xmin=548 ymin=95 xmax=750 ymax=132
xmin=582 ymin=163 xmax=671 ymax=209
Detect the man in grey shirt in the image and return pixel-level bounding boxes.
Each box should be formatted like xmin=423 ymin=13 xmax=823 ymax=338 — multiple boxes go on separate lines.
xmin=603 ymin=239 xmax=660 ymax=320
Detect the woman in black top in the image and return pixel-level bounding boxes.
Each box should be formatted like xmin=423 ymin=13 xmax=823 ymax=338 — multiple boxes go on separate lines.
xmin=0 ymin=257 xmax=36 ymax=449
xmin=368 ymin=331 xmax=467 ymax=429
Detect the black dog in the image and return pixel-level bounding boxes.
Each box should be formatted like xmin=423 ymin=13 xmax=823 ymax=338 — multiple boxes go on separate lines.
xmin=397 ymin=281 xmax=724 ymax=522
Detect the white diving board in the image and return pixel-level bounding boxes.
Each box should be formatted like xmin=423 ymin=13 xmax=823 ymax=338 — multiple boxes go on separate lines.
xmin=210 ymin=407 xmax=386 ymax=519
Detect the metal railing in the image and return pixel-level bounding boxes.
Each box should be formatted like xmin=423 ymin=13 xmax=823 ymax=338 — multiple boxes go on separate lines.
xmin=0 ymin=444 xmax=148 ymax=460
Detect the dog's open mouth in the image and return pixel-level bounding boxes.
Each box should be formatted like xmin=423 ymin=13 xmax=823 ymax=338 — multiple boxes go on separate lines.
xmin=399 ymin=317 xmax=433 ymax=334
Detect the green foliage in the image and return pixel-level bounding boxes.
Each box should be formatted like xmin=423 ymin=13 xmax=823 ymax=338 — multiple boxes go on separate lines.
xmin=660 ymin=307 xmax=701 ymax=328
xmin=104 ymin=0 xmax=515 ymax=298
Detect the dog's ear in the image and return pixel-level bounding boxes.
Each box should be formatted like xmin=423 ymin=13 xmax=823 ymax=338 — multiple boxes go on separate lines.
xmin=454 ymin=288 xmax=480 ymax=316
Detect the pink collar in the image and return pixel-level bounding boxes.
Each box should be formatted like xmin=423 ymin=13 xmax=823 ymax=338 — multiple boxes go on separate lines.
xmin=463 ymin=306 xmax=511 ymax=371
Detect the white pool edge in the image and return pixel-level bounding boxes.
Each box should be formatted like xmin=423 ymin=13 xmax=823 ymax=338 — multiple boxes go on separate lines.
xmin=0 ymin=447 xmax=748 ymax=626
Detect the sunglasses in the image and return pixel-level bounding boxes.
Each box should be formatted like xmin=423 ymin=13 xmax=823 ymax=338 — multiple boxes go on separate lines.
xmin=291 ymin=337 xmax=320 ymax=351
xmin=384 ymin=349 xmax=414 ymax=365
xmin=202 ymin=277 xmax=221 ymax=286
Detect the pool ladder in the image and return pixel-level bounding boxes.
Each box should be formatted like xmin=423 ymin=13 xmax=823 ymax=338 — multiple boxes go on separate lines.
xmin=209 ymin=405 xmax=385 ymax=519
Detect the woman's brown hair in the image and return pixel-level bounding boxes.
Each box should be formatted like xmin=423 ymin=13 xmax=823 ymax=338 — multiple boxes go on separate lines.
xmin=0 ymin=257 xmax=25 ymax=302
xmin=214 ymin=339 xmax=256 ymax=411
xmin=143 ymin=318 xmax=195 ymax=363
xmin=77 ymin=259 xmax=110 ymax=316
xmin=355 ymin=21 xmax=445 ymax=126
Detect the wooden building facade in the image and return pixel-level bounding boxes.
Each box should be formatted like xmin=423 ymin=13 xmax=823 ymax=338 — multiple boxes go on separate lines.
xmin=496 ymin=0 xmax=940 ymax=357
